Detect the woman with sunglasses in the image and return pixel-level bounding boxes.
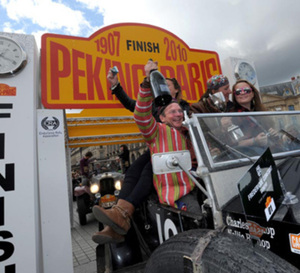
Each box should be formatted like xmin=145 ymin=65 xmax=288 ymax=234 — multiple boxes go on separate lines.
xmin=232 ymin=79 xmax=266 ymax=112
xmin=229 ymin=79 xmax=279 ymax=148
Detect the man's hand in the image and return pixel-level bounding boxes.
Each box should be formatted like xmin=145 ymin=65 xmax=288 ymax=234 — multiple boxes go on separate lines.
xmin=144 ymin=59 xmax=158 ymax=80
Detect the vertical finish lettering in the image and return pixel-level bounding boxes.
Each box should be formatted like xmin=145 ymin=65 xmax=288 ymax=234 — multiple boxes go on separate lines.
xmin=4 ymin=264 xmax=15 ymax=273
xmin=0 ymin=164 xmax=15 ymax=192
xmin=0 ymin=197 xmax=3 ymax=226
xmin=0 ymin=133 xmax=4 ymax=159
xmin=0 ymin=230 xmax=14 ymax=262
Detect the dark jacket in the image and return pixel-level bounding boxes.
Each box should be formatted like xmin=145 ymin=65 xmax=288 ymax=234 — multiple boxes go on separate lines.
xmin=80 ymin=157 xmax=90 ymax=178
xmin=119 ymin=148 xmax=130 ymax=173
xmin=190 ymin=97 xmax=234 ymax=113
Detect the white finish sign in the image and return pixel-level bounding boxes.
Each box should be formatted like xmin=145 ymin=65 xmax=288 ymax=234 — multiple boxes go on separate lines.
xmin=0 ymin=33 xmax=40 ymax=273
xmin=0 ymin=32 xmax=73 ymax=273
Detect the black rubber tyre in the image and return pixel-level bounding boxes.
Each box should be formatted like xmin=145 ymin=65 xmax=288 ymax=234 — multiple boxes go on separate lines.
xmin=144 ymin=229 xmax=299 ymax=273
xmin=77 ymin=195 xmax=88 ymax=225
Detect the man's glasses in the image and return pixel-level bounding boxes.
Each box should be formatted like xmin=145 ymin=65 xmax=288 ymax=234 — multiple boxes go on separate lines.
xmin=234 ymin=87 xmax=252 ymax=96
xmin=166 ymin=109 xmax=183 ymax=115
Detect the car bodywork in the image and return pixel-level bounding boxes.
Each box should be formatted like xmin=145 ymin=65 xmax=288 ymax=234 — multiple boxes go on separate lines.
xmin=96 ymin=111 xmax=300 ymax=272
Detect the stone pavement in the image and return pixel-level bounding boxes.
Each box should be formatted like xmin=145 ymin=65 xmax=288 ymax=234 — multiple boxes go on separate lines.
xmin=71 ymin=200 xmax=99 ymax=273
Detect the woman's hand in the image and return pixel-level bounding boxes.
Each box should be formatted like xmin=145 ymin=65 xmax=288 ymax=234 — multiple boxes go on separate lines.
xmin=268 ymin=128 xmax=280 ymax=141
xmin=254 ymin=132 xmax=268 ymax=146
xmin=107 ymin=68 xmax=119 ymax=88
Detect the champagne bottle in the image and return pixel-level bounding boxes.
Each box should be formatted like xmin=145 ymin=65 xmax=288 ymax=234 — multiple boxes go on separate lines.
xmin=149 ymin=69 xmax=172 ymax=106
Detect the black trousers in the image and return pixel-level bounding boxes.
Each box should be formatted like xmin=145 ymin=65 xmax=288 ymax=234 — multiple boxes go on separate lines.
xmin=118 ymin=149 xmax=201 ymax=215
xmin=118 ymin=149 xmax=154 ymax=207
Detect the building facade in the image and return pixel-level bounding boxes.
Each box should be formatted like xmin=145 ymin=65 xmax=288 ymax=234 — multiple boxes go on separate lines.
xmin=260 ymin=77 xmax=300 ymax=111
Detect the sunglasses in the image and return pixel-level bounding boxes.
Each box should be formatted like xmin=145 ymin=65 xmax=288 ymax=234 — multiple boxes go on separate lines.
xmin=234 ymin=87 xmax=252 ymax=96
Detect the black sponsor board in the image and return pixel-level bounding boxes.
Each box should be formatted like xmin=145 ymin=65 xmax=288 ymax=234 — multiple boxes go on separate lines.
xmin=223 ymin=210 xmax=300 ymax=269
xmin=222 ymin=148 xmax=300 ymax=269
xmin=237 ymin=148 xmax=284 ymax=222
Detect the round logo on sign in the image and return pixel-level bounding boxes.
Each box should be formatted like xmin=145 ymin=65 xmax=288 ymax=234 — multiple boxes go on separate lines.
xmin=41 ymin=116 xmax=60 ymax=130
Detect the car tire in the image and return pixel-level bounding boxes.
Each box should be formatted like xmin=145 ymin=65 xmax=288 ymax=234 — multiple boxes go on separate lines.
xmin=77 ymin=195 xmax=88 ymax=225
xmin=144 ymin=229 xmax=299 ymax=273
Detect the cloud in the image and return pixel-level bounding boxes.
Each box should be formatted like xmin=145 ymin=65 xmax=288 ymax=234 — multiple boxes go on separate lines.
xmin=1 ymin=0 xmax=300 ymax=86
xmin=2 ymin=21 xmax=25 ymax=34
xmin=69 ymin=0 xmax=300 ymax=85
xmin=1 ymin=0 xmax=95 ymax=35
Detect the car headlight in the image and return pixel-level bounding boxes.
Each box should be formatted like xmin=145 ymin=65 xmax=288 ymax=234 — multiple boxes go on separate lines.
xmin=114 ymin=180 xmax=122 ymax=191
xmin=90 ymin=183 xmax=100 ymax=194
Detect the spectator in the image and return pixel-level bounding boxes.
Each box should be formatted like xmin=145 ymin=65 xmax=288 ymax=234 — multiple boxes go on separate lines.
xmin=230 ymin=79 xmax=270 ymax=147
xmin=80 ymin=151 xmax=93 ymax=178
xmin=190 ymin=74 xmax=233 ymax=113
xmin=118 ymin=144 xmax=130 ymax=173
xmin=209 ymin=79 xmax=281 ymax=155
xmin=71 ymin=171 xmax=81 ymax=201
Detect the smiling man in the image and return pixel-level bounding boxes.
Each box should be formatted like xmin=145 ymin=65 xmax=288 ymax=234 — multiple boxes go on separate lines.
xmin=158 ymin=102 xmax=184 ymax=130
xmin=134 ymin=60 xmax=200 ymax=213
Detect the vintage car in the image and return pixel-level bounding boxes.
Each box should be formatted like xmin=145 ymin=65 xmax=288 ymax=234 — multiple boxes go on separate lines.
xmin=74 ymin=160 xmax=124 ymax=225
xmin=95 ymin=111 xmax=300 ymax=273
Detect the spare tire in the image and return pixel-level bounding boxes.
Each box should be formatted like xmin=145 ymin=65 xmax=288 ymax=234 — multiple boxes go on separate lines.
xmin=144 ymin=229 xmax=299 ymax=273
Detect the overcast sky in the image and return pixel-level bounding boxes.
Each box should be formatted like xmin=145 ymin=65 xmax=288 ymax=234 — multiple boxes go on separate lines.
xmin=1 ymin=0 xmax=300 ymax=86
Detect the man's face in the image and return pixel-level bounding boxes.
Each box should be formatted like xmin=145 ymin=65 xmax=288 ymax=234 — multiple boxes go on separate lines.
xmin=159 ymin=103 xmax=183 ymax=130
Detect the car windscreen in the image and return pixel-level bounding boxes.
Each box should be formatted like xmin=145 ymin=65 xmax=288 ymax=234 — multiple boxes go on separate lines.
xmin=191 ymin=111 xmax=300 ymax=170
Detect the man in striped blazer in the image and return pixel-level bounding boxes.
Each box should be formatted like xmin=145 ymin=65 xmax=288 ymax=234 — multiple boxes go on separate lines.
xmin=134 ymin=60 xmax=200 ymax=213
